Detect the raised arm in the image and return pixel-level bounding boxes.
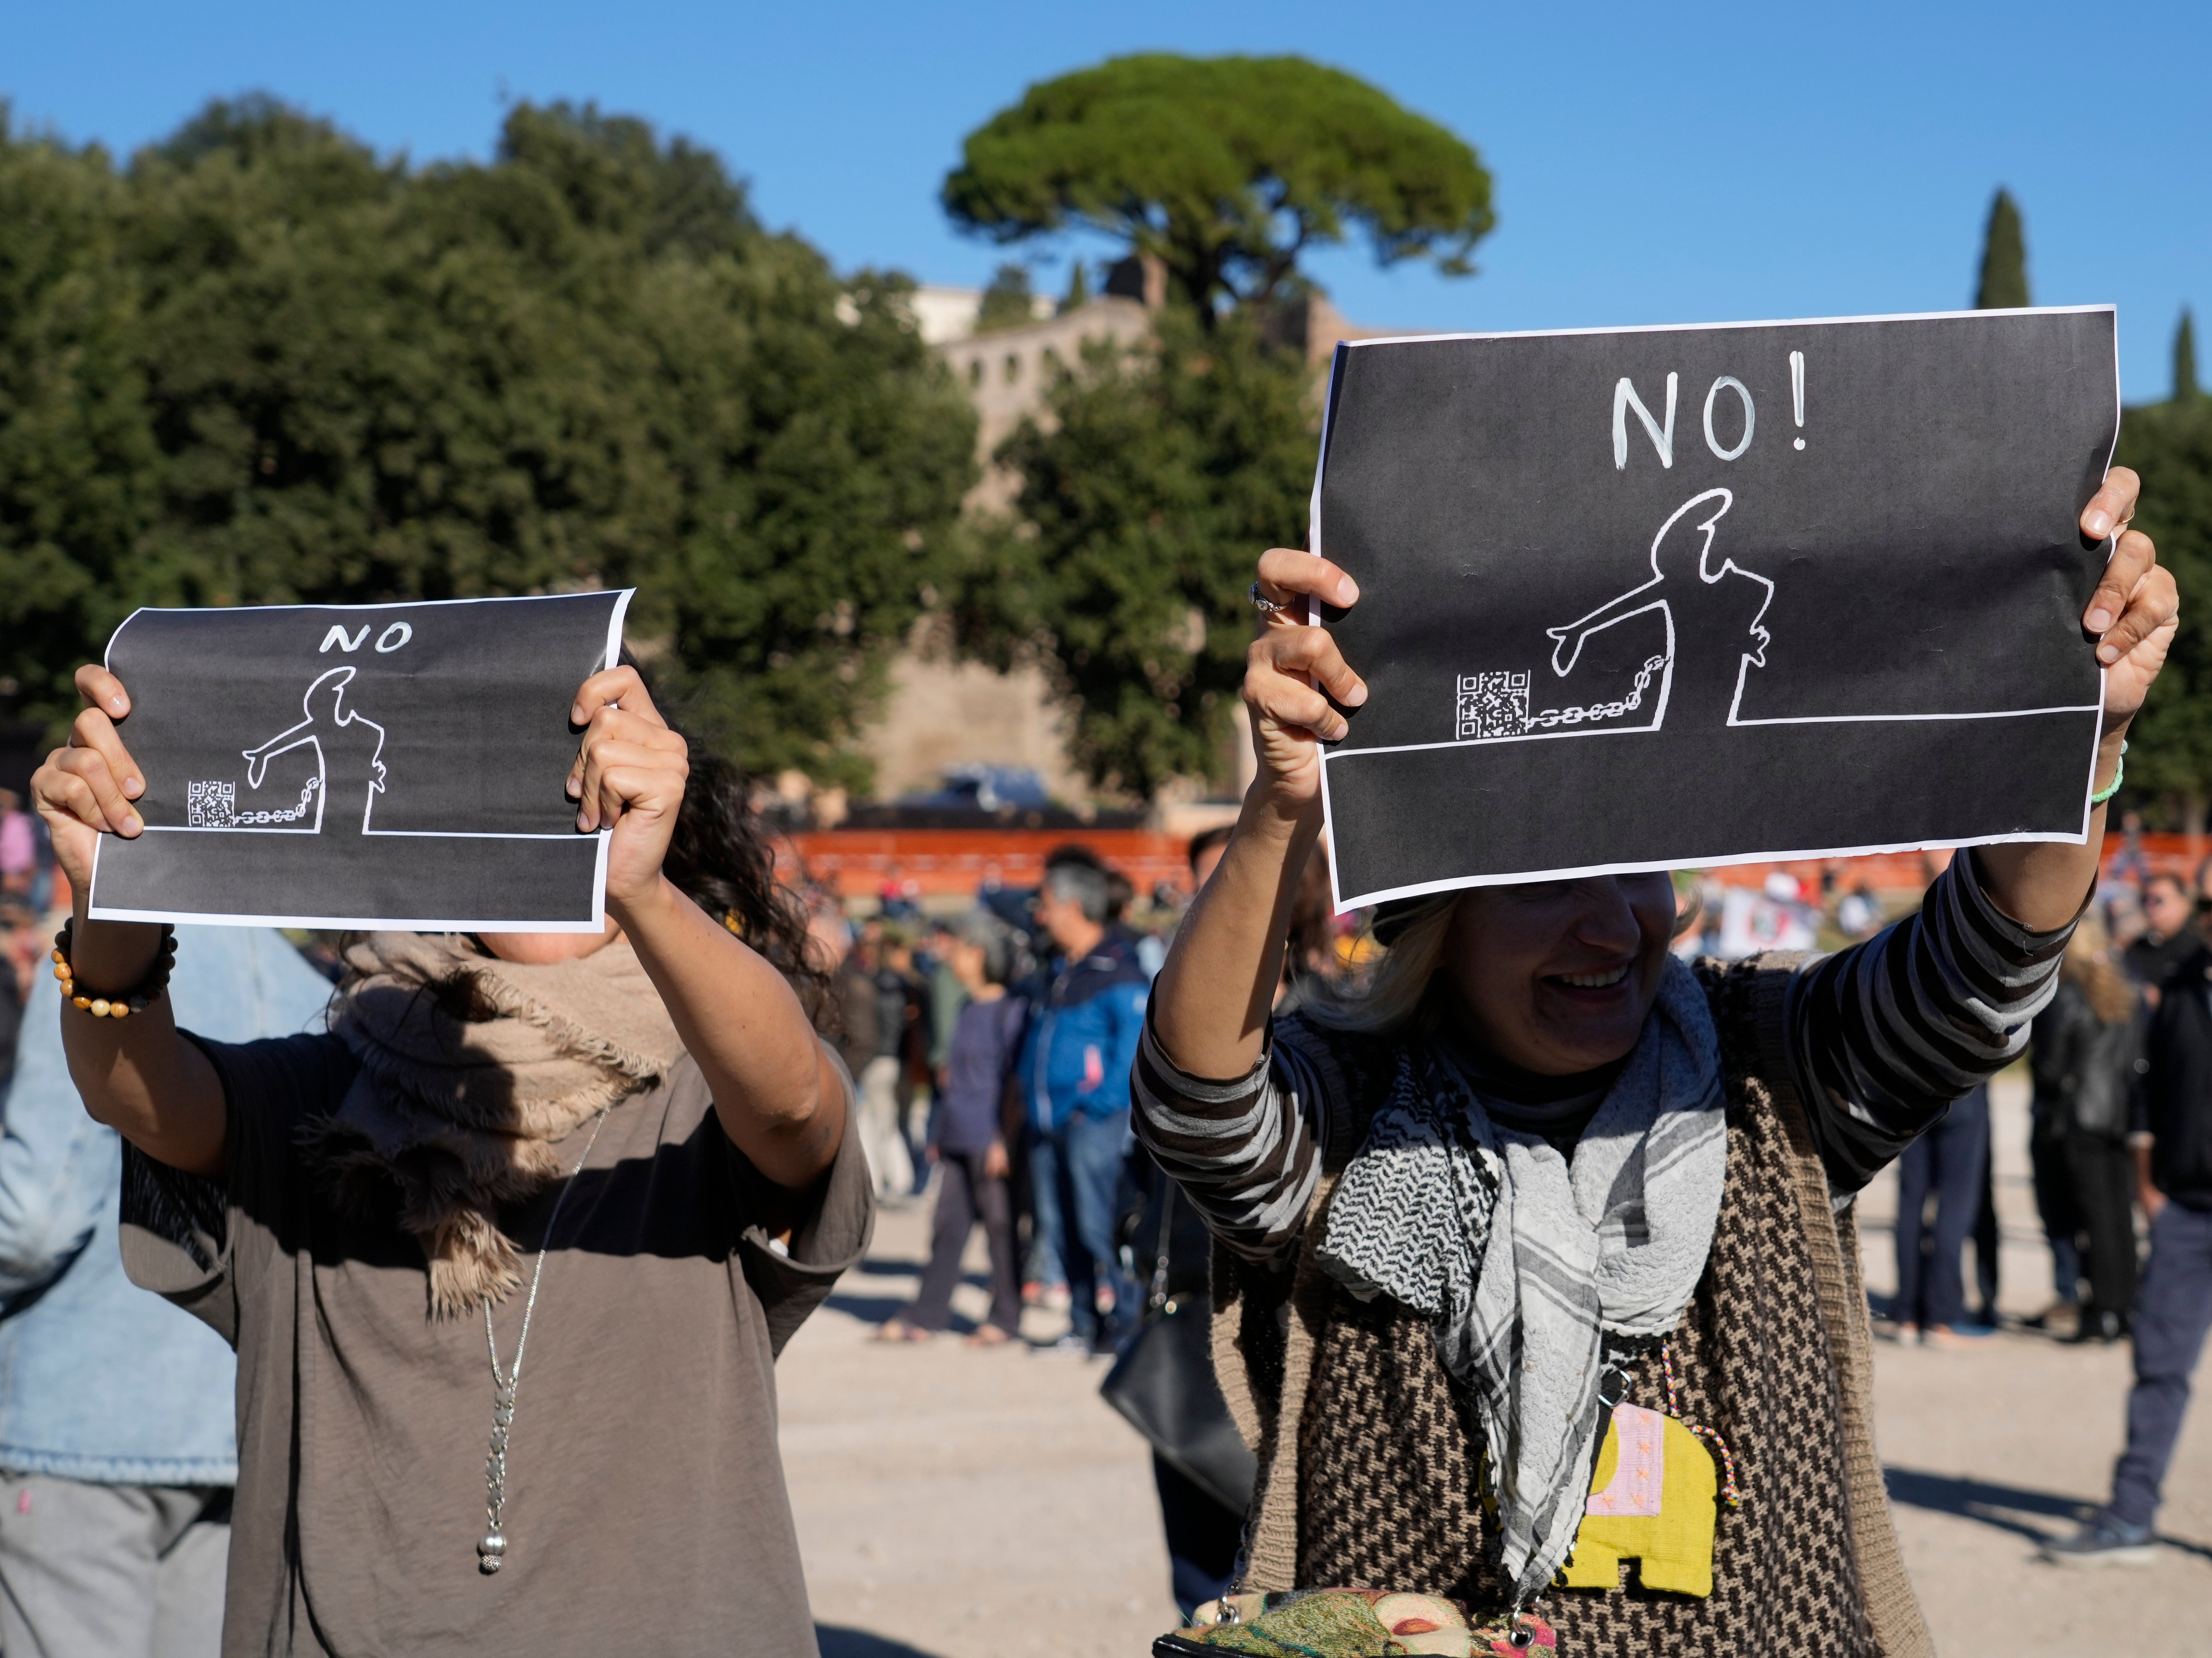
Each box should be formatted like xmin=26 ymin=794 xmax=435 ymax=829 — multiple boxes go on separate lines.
xmin=1150 ymin=550 xmax=1367 ymax=1080
xmin=32 ymin=665 xmax=227 ymax=1178
xmin=566 ymin=667 xmax=847 ymax=1190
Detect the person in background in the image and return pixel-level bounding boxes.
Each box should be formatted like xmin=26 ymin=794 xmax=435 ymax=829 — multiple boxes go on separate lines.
xmin=877 ymin=926 xmax=932 ymax=1193
xmin=1835 ymin=881 xmax=1881 ymax=941
xmin=0 ymin=790 xmax=34 ymax=899
xmin=1019 ymin=846 xmax=1115 ymax=1308
xmin=2028 ymin=907 xmax=2144 ymax=1344
xmin=2126 ymin=872 xmax=2199 ymax=1002
xmin=0 ymin=923 xmax=333 ymax=1656
xmin=877 ymin=914 xmax=1026 ymax=1345
xmin=924 ymin=917 xmax=968 ymax=1079
xmin=2045 ymin=897 xmax=2212 ymax=1565
xmin=0 ymin=901 xmax=28 ymax=1091
xmin=1188 ymin=825 xmax=1233 ymax=893
xmin=837 ymin=920 xmax=913 ymax=1201
xmin=2107 ymin=809 xmax=2153 ymax=897
xmin=1892 ymin=1082 xmax=1994 ymax=1345
xmin=1020 ymin=860 xmax=1149 ymax=1355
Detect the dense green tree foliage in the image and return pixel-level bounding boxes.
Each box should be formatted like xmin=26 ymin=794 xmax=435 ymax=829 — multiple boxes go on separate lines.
xmin=943 ymin=54 xmax=1493 ymax=331
xmin=953 ymin=314 xmax=1313 ymax=796
xmin=974 ymin=262 xmax=1037 ymax=333
xmin=1975 ymin=188 xmax=2030 ymax=309
xmin=2116 ymin=391 xmax=2212 ymax=818
xmin=0 ymin=97 xmax=974 ymax=786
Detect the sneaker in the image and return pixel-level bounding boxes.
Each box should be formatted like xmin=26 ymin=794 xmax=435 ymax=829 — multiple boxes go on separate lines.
xmin=1030 ymin=1332 xmax=1092 ymax=1358
xmin=2040 ymin=1515 xmax=2156 ymax=1569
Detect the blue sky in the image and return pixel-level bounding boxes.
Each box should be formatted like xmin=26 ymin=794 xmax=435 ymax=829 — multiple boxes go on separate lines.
xmin=9 ymin=1 xmax=2206 ymax=398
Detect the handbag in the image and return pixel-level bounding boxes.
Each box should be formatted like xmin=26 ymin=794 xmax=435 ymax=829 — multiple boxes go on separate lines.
xmin=1100 ymin=1182 xmax=1259 ymax=1515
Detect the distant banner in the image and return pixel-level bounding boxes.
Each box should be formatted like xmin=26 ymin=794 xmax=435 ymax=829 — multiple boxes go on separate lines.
xmin=1313 ymin=307 xmax=2117 ymax=910
xmin=87 ymin=591 xmax=631 ymax=931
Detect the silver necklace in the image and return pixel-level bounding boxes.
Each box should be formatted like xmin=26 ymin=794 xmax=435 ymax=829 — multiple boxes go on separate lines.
xmin=476 ymin=1110 xmax=608 ymax=1574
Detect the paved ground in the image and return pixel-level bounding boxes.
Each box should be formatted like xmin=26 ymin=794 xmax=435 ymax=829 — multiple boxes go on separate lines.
xmin=782 ymin=1068 xmax=2212 ymax=1657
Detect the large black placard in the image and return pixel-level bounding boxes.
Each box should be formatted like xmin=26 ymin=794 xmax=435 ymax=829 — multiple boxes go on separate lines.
xmin=87 ymin=591 xmax=631 ymax=930
xmin=1314 ymin=307 xmax=2117 ymax=909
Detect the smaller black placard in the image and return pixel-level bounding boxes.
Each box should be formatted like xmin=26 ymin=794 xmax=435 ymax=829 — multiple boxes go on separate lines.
xmin=87 ymin=591 xmax=631 ymax=931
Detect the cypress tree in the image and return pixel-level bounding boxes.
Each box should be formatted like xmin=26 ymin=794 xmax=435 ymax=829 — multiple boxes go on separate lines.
xmin=1063 ymin=259 xmax=1090 ymax=311
xmin=2177 ymin=308 xmax=2200 ymax=401
xmin=1975 ymin=189 xmax=2030 ymax=309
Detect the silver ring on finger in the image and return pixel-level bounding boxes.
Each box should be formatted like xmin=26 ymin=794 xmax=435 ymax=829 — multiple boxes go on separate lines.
xmin=1249 ymin=581 xmax=1290 ymax=617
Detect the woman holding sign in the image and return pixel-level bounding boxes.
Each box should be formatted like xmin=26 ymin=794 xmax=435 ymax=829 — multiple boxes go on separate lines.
xmin=1137 ymin=471 xmax=2171 ymax=1654
xmin=31 ymin=667 xmax=863 ymax=1656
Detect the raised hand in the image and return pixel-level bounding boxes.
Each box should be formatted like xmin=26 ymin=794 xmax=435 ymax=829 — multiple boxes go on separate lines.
xmin=565 ymin=666 xmax=691 ymax=915
xmin=1246 ymin=548 xmax=1368 ymax=811
xmin=2079 ymin=467 xmax=2177 ymax=734
xmin=30 ymin=665 xmax=149 ymax=901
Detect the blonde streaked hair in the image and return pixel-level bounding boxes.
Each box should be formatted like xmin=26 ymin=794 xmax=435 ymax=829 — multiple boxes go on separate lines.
xmin=1298 ymin=879 xmax=1704 ymax=1038
xmin=2065 ymin=903 xmax=2140 ymax=1026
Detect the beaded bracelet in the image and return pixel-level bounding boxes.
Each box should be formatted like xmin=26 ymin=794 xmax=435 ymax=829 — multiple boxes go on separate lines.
xmin=2089 ymin=740 xmax=2128 ymax=808
xmin=51 ymin=920 xmax=178 ymax=1019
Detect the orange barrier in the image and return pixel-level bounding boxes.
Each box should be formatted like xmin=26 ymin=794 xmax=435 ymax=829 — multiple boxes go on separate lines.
xmin=777 ymin=829 xmax=1193 ymax=903
xmin=776 ymin=827 xmax=2210 ymax=909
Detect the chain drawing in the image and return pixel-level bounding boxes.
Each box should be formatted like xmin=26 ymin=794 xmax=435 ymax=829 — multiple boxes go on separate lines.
xmin=1528 ymin=654 xmax=1671 ymax=729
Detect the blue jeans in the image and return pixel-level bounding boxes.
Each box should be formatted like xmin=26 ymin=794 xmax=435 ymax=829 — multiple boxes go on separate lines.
xmin=1045 ymin=1109 xmax=1134 ymax=1346
xmin=2111 ymin=1200 xmax=2212 ymax=1527
xmin=1025 ymin=1128 xmax=1065 ymax=1291
xmin=1894 ymin=1085 xmax=1989 ymax=1329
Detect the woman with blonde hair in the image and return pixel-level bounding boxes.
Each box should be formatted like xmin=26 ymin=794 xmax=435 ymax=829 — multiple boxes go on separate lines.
xmin=2030 ymin=901 xmax=2145 ymax=1343
xmin=1135 ymin=469 xmax=2171 ymax=1652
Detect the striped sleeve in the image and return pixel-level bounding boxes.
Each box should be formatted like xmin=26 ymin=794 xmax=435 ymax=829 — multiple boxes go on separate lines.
xmin=1131 ymin=1016 xmax=1330 ymax=1265
xmin=1787 ymin=848 xmax=2082 ymax=1193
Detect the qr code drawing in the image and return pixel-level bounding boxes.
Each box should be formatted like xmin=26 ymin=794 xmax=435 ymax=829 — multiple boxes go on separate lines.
xmin=187 ymin=780 xmax=237 ymax=828
xmin=1456 ymin=671 xmax=1529 ymax=740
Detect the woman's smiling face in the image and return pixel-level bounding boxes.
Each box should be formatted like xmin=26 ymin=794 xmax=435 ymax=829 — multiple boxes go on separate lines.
xmin=1440 ymin=874 xmax=1680 ymax=1075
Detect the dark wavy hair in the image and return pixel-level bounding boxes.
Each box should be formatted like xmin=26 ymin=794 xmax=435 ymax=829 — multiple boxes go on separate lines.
xmin=660 ymin=735 xmax=830 ymax=1020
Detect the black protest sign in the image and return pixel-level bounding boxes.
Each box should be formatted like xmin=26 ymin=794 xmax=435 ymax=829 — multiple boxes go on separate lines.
xmin=87 ymin=592 xmax=631 ymax=930
xmin=1312 ymin=307 xmax=2119 ymax=909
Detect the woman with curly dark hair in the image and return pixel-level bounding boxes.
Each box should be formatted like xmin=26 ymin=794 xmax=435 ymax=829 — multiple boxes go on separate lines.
xmin=32 ymin=662 xmax=866 ymax=1657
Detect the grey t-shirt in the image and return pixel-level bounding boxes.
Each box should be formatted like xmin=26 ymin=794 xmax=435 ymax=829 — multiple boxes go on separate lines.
xmin=120 ymin=1031 xmax=871 ymax=1658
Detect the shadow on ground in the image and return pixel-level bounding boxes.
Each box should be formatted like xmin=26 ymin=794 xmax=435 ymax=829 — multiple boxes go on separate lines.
xmin=826 ymin=1291 xmax=914 ymax=1323
xmin=816 ymin=1625 xmax=947 ymax=1658
xmin=1883 ymin=1467 xmax=2087 ymax=1545
xmin=1884 ymin=1466 xmax=2212 ymax=1561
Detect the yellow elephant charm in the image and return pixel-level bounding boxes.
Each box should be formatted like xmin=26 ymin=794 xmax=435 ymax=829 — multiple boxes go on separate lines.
xmin=1557 ymin=1402 xmax=1717 ymax=1597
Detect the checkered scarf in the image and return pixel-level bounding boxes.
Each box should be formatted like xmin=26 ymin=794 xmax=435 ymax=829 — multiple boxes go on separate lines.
xmin=1315 ymin=955 xmax=1728 ymax=1602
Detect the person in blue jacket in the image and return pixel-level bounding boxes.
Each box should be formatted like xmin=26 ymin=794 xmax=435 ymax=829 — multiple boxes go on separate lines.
xmin=1020 ymin=860 xmax=1149 ymax=1355
xmin=0 ymin=921 xmax=332 ymax=1656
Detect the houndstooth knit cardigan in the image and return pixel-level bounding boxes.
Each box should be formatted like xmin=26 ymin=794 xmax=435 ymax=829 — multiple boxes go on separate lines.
xmin=1207 ymin=954 xmax=1936 ymax=1658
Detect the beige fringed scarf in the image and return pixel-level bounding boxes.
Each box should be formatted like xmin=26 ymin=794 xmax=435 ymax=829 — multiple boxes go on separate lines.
xmin=315 ymin=932 xmax=686 ymax=1318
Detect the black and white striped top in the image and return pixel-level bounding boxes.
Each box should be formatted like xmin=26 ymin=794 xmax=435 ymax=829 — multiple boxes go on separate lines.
xmin=1133 ymin=852 xmax=2077 ymax=1264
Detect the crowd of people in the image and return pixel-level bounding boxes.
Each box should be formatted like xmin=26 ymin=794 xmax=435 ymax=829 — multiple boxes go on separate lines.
xmin=0 ymin=463 xmax=2203 ymax=1652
